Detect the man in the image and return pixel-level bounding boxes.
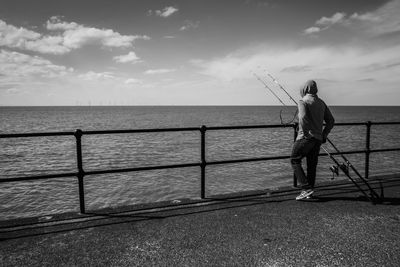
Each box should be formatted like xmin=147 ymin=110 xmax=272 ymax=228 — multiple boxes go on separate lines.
xmin=291 ymin=80 xmax=335 ymax=200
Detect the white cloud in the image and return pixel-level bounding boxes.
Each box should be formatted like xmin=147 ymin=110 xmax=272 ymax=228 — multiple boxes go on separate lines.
xmin=281 ymin=65 xmax=312 ymax=73
xmin=46 ymin=16 xmax=79 ymax=31
xmin=303 ymin=12 xmax=346 ymax=35
xmin=0 ymin=20 xmax=41 ymax=43
xmin=180 ymin=20 xmax=200 ymax=31
xmin=47 ymin=16 xmax=150 ymax=50
xmin=144 ymin=68 xmax=176 ymax=74
xmin=6 ymin=88 xmax=20 ymax=94
xmin=350 ymin=12 xmax=381 ymax=22
xmin=192 ymin=44 xmax=400 ymax=84
xmin=0 ymin=17 xmax=150 ymax=55
xmin=24 ymin=35 xmax=70 ymax=54
xmin=124 ymin=78 xmax=142 ymax=84
xmin=190 ymin=43 xmax=400 ymax=105
xmin=303 ymin=26 xmax=321 ymax=35
xmin=61 ymin=28 xmax=130 ymax=49
xmin=303 ymin=0 xmax=400 ymax=37
xmin=113 ymin=51 xmax=142 ymax=64
xmin=78 ymin=71 xmax=115 ymax=81
xmin=154 ymin=6 xmax=179 ymax=17
xmin=0 ymin=19 xmax=69 ymax=54
xmin=0 ymin=49 xmax=72 ymax=78
xmin=316 ymin=12 xmax=346 ymax=26
xmin=348 ymin=0 xmax=400 ymax=36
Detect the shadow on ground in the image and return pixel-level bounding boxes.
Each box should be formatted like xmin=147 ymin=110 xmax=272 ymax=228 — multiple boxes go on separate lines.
xmin=1 ymin=177 xmax=400 ymax=241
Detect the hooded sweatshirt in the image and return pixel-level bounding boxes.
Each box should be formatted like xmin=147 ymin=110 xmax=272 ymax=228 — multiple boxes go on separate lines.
xmin=296 ymin=80 xmax=335 ymax=141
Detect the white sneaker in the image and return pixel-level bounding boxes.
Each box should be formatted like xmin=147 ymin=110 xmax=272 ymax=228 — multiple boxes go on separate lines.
xmin=296 ymin=189 xmax=314 ymax=200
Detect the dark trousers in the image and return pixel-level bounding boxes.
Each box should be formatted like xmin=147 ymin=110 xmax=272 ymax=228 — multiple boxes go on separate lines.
xmin=291 ymin=138 xmax=322 ymax=190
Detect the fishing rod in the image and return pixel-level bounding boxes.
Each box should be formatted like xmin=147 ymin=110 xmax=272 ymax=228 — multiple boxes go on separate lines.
xmin=255 ymin=70 xmax=382 ymax=202
xmin=323 ymin=146 xmax=374 ymax=201
xmin=251 ymin=71 xmax=286 ymax=106
xmin=264 ymin=70 xmax=298 ymax=106
xmin=326 ymin=138 xmax=381 ymax=200
xmin=251 ymin=71 xmax=297 ymax=125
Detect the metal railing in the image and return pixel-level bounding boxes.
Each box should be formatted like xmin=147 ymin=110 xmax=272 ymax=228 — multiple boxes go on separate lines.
xmin=1 ymin=121 xmax=400 ymax=214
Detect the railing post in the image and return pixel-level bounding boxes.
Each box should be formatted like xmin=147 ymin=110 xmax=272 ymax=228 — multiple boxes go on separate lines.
xmin=200 ymin=125 xmax=207 ymax=199
xmin=365 ymin=121 xmax=371 ymax=179
xmin=293 ymin=123 xmax=298 ymax=187
xmin=74 ymin=129 xmax=86 ymax=214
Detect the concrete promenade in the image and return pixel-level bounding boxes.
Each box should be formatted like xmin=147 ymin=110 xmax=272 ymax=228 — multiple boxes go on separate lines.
xmin=1 ymin=176 xmax=400 ymax=266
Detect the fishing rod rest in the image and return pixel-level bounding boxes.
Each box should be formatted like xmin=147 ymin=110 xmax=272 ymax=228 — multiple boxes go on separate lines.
xmin=329 ymin=162 xmax=349 ymax=180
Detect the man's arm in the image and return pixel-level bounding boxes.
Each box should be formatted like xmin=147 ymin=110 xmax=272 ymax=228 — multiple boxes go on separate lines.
xmin=322 ymin=105 xmax=335 ymax=142
xmin=297 ymin=100 xmax=307 ymax=125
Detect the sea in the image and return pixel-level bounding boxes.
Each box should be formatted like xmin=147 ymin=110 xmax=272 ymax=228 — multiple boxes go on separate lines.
xmin=1 ymin=106 xmax=400 ymax=220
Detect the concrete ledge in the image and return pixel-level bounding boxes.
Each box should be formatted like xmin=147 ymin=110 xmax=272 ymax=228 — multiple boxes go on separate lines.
xmin=1 ymin=175 xmax=400 ymax=266
xmin=1 ymin=176 xmax=398 ymax=236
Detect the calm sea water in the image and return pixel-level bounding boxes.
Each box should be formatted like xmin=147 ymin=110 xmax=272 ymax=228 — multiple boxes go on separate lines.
xmin=1 ymin=106 xmax=400 ymax=220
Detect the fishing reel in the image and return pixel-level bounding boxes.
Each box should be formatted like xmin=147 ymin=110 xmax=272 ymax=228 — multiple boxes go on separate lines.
xmin=329 ymin=163 xmax=349 ymax=180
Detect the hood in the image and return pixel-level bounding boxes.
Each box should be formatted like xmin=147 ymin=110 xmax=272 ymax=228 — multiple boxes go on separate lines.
xmin=300 ymin=80 xmax=318 ymax=97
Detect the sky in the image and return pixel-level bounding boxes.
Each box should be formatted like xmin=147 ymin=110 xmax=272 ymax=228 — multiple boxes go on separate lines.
xmin=1 ymin=0 xmax=399 ymax=106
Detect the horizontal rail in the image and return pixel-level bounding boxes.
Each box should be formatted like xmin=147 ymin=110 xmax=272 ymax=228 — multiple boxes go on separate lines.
xmin=207 ymin=124 xmax=294 ymax=130
xmin=332 ymin=122 xmax=368 ymax=126
xmin=0 ymin=172 xmax=77 ymax=183
xmin=207 ymin=155 xmax=290 ymax=165
xmin=320 ymin=149 xmax=368 ymax=156
xmin=0 ymin=132 xmax=75 ymax=138
xmin=83 ymin=127 xmax=200 ymax=135
xmin=326 ymin=122 xmax=400 ymax=127
xmin=370 ymin=148 xmax=400 ymax=153
xmin=368 ymin=122 xmax=400 ymax=125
